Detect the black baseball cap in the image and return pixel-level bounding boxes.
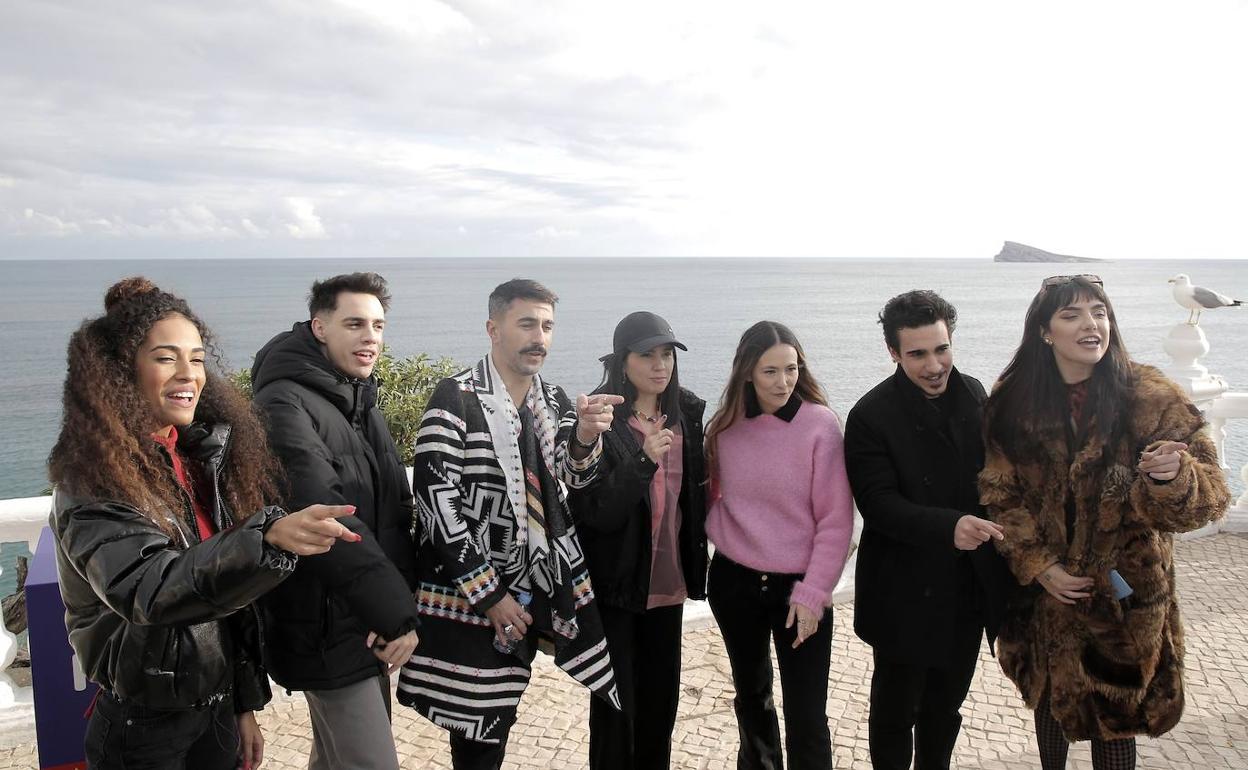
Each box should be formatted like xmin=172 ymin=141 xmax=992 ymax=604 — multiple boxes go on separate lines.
xmin=601 ymin=311 xmax=687 ymax=361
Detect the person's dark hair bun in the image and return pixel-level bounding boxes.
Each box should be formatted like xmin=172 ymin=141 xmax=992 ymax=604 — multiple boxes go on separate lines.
xmin=104 ymin=277 xmax=161 ymax=313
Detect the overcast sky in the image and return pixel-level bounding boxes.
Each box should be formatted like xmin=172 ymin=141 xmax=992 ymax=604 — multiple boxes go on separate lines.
xmin=2 ymin=0 xmax=1246 ymax=260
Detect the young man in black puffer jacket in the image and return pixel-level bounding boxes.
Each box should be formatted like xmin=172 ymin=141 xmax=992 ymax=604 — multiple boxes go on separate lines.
xmin=252 ymin=272 xmax=420 ymax=770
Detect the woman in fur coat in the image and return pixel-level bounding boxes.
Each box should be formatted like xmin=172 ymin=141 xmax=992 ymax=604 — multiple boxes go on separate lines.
xmin=979 ymin=274 xmax=1230 ymax=770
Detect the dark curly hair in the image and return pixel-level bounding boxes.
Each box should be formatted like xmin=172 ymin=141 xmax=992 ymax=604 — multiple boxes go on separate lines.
xmin=48 ymin=277 xmax=279 ymax=534
xmin=878 ymin=290 xmax=958 ymax=353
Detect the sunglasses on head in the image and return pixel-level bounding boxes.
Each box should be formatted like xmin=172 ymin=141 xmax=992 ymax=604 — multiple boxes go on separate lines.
xmin=1041 ymin=274 xmax=1103 ymax=289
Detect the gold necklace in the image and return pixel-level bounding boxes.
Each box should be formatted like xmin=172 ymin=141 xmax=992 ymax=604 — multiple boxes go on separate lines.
xmin=633 ymin=406 xmax=662 ymax=424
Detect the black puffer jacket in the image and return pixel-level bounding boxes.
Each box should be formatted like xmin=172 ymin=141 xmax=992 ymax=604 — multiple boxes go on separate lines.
xmin=51 ymin=422 xmax=294 ymax=712
xmin=569 ymin=388 xmax=709 ymax=612
xmin=252 ymin=321 xmax=420 ymax=692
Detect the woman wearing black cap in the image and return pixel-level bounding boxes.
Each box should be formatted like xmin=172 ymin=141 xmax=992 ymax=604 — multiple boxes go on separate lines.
xmin=568 ymin=311 xmax=709 ymax=770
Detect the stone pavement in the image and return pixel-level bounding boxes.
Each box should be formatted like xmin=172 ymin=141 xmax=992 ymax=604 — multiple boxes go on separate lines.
xmin=4 ymin=533 xmax=1247 ymax=769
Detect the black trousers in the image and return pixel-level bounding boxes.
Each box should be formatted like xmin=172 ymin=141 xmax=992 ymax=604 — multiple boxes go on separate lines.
xmin=589 ymin=602 xmax=685 ymax=770
xmin=85 ymin=690 xmax=239 ymax=770
xmin=449 ymin=724 xmax=513 ymax=770
xmin=867 ymin=615 xmax=983 ymax=770
xmin=707 ymin=553 xmax=834 ymax=770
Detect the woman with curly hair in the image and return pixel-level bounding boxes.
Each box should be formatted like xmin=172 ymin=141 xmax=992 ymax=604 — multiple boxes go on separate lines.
xmin=48 ymin=277 xmax=360 ymax=770
xmin=979 ymin=275 xmax=1230 ymax=770
xmin=703 ymin=320 xmax=855 ymax=770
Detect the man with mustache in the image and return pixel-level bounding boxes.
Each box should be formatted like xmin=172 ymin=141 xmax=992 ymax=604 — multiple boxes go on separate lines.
xmin=400 ymin=278 xmax=622 ymax=769
xmin=844 ymin=290 xmax=1011 ymax=770
xmin=251 ymin=272 xmax=421 ymax=770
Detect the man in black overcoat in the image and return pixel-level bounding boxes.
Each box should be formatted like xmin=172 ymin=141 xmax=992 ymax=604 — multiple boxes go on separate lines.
xmin=844 ymin=290 xmax=1011 ymax=770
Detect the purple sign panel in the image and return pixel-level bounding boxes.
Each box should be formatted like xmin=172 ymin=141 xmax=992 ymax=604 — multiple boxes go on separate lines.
xmin=27 ymin=526 xmax=93 ymax=770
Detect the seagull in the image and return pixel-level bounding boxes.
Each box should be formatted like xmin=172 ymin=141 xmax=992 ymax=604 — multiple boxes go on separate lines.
xmin=1168 ymin=273 xmax=1243 ymax=325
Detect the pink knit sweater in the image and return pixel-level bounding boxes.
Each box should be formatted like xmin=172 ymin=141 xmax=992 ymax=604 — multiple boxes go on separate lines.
xmin=706 ymin=400 xmax=855 ymax=613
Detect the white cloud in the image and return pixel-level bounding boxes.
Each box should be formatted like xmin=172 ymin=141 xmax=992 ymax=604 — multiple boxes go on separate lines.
xmin=534 ymin=225 xmax=580 ymax=240
xmin=1 ymin=0 xmax=1246 ymax=258
xmin=22 ymin=208 xmax=81 ymax=236
xmin=283 ymin=197 xmax=328 ymax=239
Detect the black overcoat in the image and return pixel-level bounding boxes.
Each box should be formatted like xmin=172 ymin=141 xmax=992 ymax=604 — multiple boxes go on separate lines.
xmin=844 ymin=366 xmax=1011 ymax=666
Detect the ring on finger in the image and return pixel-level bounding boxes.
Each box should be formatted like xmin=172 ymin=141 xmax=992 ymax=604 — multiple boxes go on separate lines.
xmin=502 ymin=623 xmax=515 ymax=635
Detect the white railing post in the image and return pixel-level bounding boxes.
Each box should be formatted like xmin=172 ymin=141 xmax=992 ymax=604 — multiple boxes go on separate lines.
xmin=1163 ymin=322 xmax=1229 ymax=407
xmin=1228 ymin=463 xmax=1248 ymax=533
xmin=1162 ymin=316 xmax=1241 ymax=540
xmin=1208 ymin=416 xmax=1230 ymax=471
xmin=0 ymin=495 xmax=46 ymax=731
xmin=1207 ymin=394 xmax=1248 ymax=533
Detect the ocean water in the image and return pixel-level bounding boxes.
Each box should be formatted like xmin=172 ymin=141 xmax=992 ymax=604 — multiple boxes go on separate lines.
xmin=1 ymin=257 xmax=1245 ymax=586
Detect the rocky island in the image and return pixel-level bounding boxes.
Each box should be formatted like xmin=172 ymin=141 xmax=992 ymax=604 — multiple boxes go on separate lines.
xmin=993 ymin=241 xmax=1103 ymax=263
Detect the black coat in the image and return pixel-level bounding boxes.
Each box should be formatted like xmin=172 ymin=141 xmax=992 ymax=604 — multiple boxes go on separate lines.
xmin=844 ymin=366 xmax=1011 ymax=666
xmin=569 ymin=388 xmax=708 ymax=612
xmin=252 ymin=322 xmax=420 ymax=692
xmin=51 ymin=423 xmax=293 ymax=712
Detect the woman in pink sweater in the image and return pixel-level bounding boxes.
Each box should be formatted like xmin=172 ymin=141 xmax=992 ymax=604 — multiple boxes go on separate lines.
xmin=705 ymin=320 xmax=855 ymax=770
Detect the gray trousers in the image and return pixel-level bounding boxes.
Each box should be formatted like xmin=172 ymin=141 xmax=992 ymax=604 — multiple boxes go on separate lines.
xmin=305 ymin=674 xmax=400 ymax=770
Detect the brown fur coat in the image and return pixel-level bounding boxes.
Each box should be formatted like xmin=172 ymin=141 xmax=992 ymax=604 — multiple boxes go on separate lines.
xmin=979 ymin=364 xmax=1230 ymax=741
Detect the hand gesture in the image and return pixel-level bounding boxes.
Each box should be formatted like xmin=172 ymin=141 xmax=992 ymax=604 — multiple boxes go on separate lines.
xmin=639 ymin=415 xmax=675 ymax=464
xmin=1138 ymin=441 xmax=1188 ymax=482
xmin=365 ymin=629 xmax=420 ymax=675
xmin=786 ymin=602 xmax=821 ymax=648
xmin=953 ymin=515 xmax=1005 ymax=551
xmin=263 ymin=504 xmax=361 ymax=556
xmin=1037 ymin=564 xmax=1094 ymax=605
xmin=484 ymin=593 xmax=534 ymax=650
xmin=575 ymin=393 xmax=625 ymax=445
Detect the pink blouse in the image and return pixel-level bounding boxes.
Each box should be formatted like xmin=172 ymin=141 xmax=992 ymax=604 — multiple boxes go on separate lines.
xmin=628 ymin=416 xmax=687 ymax=608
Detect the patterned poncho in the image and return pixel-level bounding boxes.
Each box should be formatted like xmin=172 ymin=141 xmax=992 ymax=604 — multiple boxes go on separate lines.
xmin=398 ymin=355 xmax=620 ymax=743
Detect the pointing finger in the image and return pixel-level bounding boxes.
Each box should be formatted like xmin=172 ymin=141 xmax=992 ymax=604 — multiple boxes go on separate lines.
xmin=306 ymin=504 xmax=357 ymax=520
xmin=591 ymin=394 xmax=626 ymax=406
xmin=336 ymin=524 xmax=363 ymax=543
xmin=311 ymin=520 xmax=362 ymax=543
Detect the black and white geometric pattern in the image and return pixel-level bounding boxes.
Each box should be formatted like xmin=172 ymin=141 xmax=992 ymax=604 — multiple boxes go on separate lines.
xmin=401 ymin=355 xmax=620 ymax=742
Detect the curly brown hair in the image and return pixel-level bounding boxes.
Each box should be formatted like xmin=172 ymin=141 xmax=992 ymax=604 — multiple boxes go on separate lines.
xmin=48 ymin=277 xmax=279 ymax=534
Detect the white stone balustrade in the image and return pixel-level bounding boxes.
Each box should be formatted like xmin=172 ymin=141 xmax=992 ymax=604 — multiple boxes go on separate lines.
xmin=0 ymin=495 xmax=46 ymax=735
xmin=1207 ymin=393 xmax=1248 ymax=533
xmin=1162 ymin=323 xmax=1230 ymax=403
xmin=1163 ymin=319 xmax=1248 ymax=538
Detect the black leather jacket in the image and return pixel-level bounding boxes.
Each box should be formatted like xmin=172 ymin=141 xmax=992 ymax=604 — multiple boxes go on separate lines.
xmin=50 ymin=423 xmax=296 ymax=712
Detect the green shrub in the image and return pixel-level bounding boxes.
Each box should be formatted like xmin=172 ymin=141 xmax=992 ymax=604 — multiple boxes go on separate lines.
xmin=230 ymin=348 xmax=461 ymax=467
